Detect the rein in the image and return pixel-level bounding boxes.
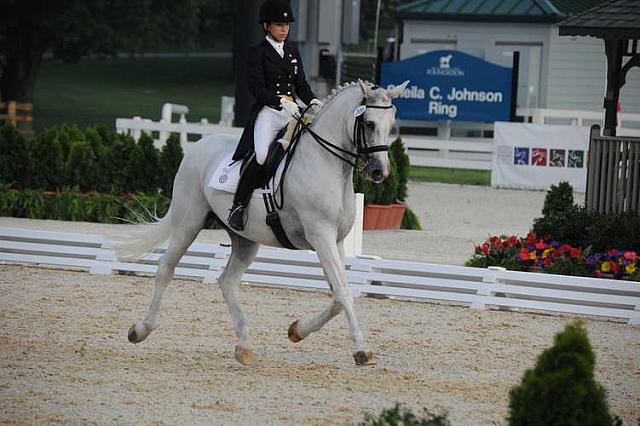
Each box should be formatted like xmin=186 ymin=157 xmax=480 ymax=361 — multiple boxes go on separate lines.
xmin=271 ymin=98 xmax=393 ymax=209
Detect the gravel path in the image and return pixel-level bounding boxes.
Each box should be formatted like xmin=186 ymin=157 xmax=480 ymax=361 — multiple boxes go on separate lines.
xmin=4 ymin=182 xmax=635 ymax=426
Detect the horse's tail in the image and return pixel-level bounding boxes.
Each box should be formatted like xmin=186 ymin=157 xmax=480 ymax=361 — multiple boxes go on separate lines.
xmin=113 ymin=206 xmax=173 ymax=260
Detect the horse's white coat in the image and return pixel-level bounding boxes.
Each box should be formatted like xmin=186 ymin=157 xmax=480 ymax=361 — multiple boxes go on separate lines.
xmin=116 ymin=80 xmax=409 ymax=364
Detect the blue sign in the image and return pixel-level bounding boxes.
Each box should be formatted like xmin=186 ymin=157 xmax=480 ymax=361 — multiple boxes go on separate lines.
xmin=381 ymin=50 xmax=512 ymax=122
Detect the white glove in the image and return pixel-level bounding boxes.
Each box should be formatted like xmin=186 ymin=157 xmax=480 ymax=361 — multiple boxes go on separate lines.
xmin=280 ymin=97 xmax=300 ymax=117
xmin=310 ymin=98 xmax=323 ymax=110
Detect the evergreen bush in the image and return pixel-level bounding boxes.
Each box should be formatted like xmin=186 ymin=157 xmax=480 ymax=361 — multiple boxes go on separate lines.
xmin=0 ymin=122 xmax=31 ymax=188
xmin=66 ymin=140 xmax=97 ymax=192
xmin=29 ymin=128 xmax=64 ymax=190
xmin=105 ymin=133 xmax=138 ymax=193
xmin=359 ymin=403 xmax=450 ymax=426
xmin=129 ymin=132 xmax=159 ymax=193
xmin=159 ymin=133 xmax=184 ymax=196
xmin=401 ymin=207 xmax=422 ymax=230
xmin=508 ymin=322 xmax=620 ymax=426
xmin=542 ymin=181 xmax=574 ymax=217
xmin=389 ymin=138 xmax=410 ymax=202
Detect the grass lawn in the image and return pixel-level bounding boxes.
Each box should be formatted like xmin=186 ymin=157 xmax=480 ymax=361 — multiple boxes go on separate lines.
xmin=409 ymin=166 xmax=491 ymax=186
xmin=34 ymin=56 xmax=233 ymax=131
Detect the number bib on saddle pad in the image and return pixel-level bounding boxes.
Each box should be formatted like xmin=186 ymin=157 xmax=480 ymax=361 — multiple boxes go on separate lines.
xmin=207 ymin=151 xmax=286 ymax=198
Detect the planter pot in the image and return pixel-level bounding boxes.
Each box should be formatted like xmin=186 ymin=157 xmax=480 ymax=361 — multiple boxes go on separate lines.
xmin=363 ymin=204 xmax=406 ymax=230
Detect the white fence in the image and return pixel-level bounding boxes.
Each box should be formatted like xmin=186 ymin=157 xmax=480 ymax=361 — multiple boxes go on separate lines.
xmin=116 ymin=104 xmax=640 ymax=170
xmin=2 ymin=227 xmax=638 ymax=324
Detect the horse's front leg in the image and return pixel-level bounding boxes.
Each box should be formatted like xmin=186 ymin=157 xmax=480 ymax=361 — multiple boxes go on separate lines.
xmin=218 ymin=233 xmax=260 ymax=366
xmin=294 ymin=232 xmax=375 ymax=365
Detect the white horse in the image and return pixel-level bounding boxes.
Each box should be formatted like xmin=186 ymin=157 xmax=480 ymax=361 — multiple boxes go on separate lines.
xmin=116 ymin=80 xmax=409 ymax=366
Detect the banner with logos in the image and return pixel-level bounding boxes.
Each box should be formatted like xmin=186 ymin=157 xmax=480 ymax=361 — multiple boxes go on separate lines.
xmin=380 ymin=50 xmax=512 ymax=122
xmin=491 ymin=122 xmax=589 ymax=192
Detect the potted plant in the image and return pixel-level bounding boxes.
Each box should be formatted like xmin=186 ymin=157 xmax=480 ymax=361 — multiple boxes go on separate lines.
xmin=354 ymin=138 xmax=408 ymax=230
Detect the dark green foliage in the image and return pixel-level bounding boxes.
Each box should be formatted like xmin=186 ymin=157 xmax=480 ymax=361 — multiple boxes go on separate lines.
xmin=129 ymin=132 xmax=159 ymax=193
xmin=359 ymin=403 xmax=450 ymax=426
xmin=401 ymin=207 xmax=422 ymax=230
xmin=159 ymin=133 xmax=184 ymax=197
xmin=66 ymin=140 xmax=97 ymax=192
xmin=55 ymin=124 xmax=85 ymax=160
xmin=0 ymin=186 xmax=170 ymax=223
xmin=508 ymin=322 xmax=619 ymax=426
xmin=389 ymin=138 xmax=410 ymax=202
xmin=104 ymin=134 xmax=138 ymax=193
xmin=29 ymin=128 xmax=65 ymax=190
xmin=533 ymin=206 xmax=640 ymax=253
xmin=542 ymin=181 xmax=574 ymax=217
xmin=0 ymin=122 xmax=31 ymax=188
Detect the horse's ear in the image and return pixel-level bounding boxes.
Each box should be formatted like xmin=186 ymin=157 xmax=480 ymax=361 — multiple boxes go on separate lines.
xmin=388 ymin=80 xmax=410 ymax=98
xmin=358 ymin=79 xmax=375 ymax=98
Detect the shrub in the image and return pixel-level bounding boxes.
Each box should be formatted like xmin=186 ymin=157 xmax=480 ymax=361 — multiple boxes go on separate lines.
xmin=353 ymin=138 xmax=405 ymax=205
xmin=105 ymin=133 xmax=138 ymax=193
xmin=542 ymin=181 xmax=574 ymax=217
xmin=401 ymin=207 xmax=422 ymax=230
xmin=29 ymin=128 xmax=64 ymax=190
xmin=129 ymin=132 xmax=160 ymax=193
xmin=159 ymin=133 xmax=184 ymax=196
xmin=0 ymin=122 xmax=31 ymax=188
xmin=389 ymin=138 xmax=410 ymax=202
xmin=359 ymin=403 xmax=450 ymax=426
xmin=465 ymin=235 xmax=528 ymax=271
xmin=508 ymin=322 xmax=620 ymax=426
xmin=66 ymin=140 xmax=97 ymax=192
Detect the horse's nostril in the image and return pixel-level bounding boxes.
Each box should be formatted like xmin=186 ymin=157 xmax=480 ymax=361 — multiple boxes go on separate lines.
xmin=371 ymin=169 xmax=383 ymax=182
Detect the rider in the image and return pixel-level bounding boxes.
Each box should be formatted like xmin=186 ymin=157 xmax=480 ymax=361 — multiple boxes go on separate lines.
xmin=228 ymin=0 xmax=323 ymax=231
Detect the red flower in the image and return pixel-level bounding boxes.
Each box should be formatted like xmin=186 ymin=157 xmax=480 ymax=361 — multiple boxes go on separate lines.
xmin=609 ymin=261 xmax=619 ymax=274
xmin=525 ymin=232 xmax=536 ymax=245
xmin=552 ymin=248 xmax=562 ymax=258
xmin=608 ymin=249 xmax=619 ymax=257
xmin=535 ymin=240 xmax=547 ymax=250
xmin=518 ymin=248 xmax=531 ymax=261
xmin=507 ymin=236 xmax=519 ymax=247
xmin=623 ymin=251 xmax=637 ymax=261
xmin=482 ymin=243 xmax=490 ymax=255
xmin=559 ymin=244 xmax=572 ymax=254
xmin=569 ymin=247 xmax=581 ymax=258
xmin=594 ymin=270 xmax=602 ymax=278
xmin=543 ymin=257 xmax=552 ymax=266
xmin=475 ymin=246 xmax=482 ymax=255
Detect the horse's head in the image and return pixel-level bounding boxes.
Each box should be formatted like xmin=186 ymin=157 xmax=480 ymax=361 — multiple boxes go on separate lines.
xmin=356 ymin=79 xmax=409 ymax=183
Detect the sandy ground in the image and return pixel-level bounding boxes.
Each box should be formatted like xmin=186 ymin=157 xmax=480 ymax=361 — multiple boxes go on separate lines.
xmin=3 ymin=182 xmax=637 ymax=425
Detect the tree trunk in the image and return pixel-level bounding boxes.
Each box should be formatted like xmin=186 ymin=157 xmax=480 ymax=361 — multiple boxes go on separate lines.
xmin=0 ymin=3 xmax=45 ymax=103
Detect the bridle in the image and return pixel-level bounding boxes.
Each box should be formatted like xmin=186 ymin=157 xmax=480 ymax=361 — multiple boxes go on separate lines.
xmin=300 ymin=97 xmax=394 ymax=168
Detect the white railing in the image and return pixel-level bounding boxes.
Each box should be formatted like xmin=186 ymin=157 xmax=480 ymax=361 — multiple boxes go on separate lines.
xmin=115 ymin=104 xmax=640 ymax=170
xmin=2 ymin=227 xmax=639 ymax=324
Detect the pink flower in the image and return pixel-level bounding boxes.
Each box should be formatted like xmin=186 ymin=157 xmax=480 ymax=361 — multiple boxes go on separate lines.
xmin=623 ymin=251 xmax=637 ymax=262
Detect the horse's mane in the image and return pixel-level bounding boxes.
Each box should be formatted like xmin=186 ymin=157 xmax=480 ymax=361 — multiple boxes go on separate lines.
xmin=318 ymin=81 xmax=373 ymax=111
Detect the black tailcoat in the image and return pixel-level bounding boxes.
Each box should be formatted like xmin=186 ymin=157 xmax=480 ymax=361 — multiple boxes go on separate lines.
xmin=233 ymin=38 xmax=316 ymax=160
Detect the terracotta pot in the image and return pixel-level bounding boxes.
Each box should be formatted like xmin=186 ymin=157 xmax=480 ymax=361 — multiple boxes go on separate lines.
xmin=364 ymin=204 xmax=405 ymax=230
xmin=389 ymin=203 xmax=406 ymax=229
xmin=363 ymin=204 xmax=383 ymax=230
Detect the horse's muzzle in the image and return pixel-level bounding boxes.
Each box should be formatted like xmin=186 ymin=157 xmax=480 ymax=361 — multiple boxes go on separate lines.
xmin=363 ymin=158 xmax=387 ymax=183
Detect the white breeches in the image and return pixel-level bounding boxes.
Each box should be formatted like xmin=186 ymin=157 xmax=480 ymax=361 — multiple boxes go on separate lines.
xmin=254 ymin=106 xmax=290 ymax=165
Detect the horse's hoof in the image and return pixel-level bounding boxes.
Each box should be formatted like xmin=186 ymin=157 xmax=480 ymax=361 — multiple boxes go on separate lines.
xmin=234 ymin=345 xmax=253 ymax=366
xmin=288 ymin=320 xmax=303 ymax=343
xmin=353 ymin=351 xmax=377 ymax=366
xmin=128 ymin=324 xmax=141 ymax=343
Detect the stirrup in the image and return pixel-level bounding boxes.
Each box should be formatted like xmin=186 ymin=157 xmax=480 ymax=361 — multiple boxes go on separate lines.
xmin=228 ymin=204 xmax=246 ymax=231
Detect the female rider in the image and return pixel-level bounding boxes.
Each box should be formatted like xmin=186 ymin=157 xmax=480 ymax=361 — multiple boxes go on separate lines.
xmin=228 ymin=0 xmax=322 ymax=231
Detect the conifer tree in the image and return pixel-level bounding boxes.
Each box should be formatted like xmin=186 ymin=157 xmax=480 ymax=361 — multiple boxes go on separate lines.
xmin=508 ymin=322 xmax=619 ymax=426
xmin=159 ymin=133 xmax=184 ymax=197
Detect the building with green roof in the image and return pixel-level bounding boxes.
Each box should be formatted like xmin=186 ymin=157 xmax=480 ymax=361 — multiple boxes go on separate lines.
xmin=392 ymin=0 xmax=640 ymax=115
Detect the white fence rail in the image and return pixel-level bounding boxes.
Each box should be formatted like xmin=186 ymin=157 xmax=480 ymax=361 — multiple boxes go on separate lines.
xmin=2 ymin=227 xmax=639 ymax=324
xmin=116 ymin=104 xmax=640 ymax=170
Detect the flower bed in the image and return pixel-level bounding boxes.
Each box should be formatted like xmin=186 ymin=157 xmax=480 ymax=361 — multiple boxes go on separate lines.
xmin=466 ymin=232 xmax=639 ymax=281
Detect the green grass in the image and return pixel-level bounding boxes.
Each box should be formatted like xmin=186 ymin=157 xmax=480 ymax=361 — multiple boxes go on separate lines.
xmin=409 ymin=166 xmax=491 ymax=186
xmin=34 ymin=56 xmax=233 ymax=131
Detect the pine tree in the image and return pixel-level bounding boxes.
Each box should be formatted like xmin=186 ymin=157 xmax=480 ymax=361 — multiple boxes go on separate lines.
xmin=0 ymin=122 xmax=31 ymax=188
xmin=508 ymin=322 xmax=618 ymax=426
xmin=159 ymin=133 xmax=184 ymax=197
xmin=29 ymin=128 xmax=64 ymax=190
xmin=129 ymin=132 xmax=160 ymax=193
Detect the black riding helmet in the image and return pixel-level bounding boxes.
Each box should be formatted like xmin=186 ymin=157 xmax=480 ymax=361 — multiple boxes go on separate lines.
xmin=259 ymin=0 xmax=295 ymax=24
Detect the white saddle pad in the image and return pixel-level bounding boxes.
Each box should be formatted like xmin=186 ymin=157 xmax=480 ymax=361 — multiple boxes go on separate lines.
xmin=207 ymin=152 xmax=286 ymax=199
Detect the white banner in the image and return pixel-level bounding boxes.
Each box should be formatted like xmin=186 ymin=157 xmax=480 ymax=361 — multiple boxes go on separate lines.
xmin=491 ymin=122 xmax=590 ymax=192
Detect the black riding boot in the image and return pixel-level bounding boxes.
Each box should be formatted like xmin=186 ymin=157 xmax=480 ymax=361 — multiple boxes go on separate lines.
xmin=228 ymin=157 xmax=264 ymax=231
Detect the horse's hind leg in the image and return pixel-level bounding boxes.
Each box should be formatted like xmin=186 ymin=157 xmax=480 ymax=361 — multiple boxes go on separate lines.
xmin=128 ymin=201 xmax=210 ymax=344
xmin=218 ymin=232 xmax=260 ymax=366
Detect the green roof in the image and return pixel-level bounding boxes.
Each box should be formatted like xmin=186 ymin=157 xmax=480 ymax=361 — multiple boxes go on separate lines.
xmin=397 ymin=0 xmax=606 ymax=23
